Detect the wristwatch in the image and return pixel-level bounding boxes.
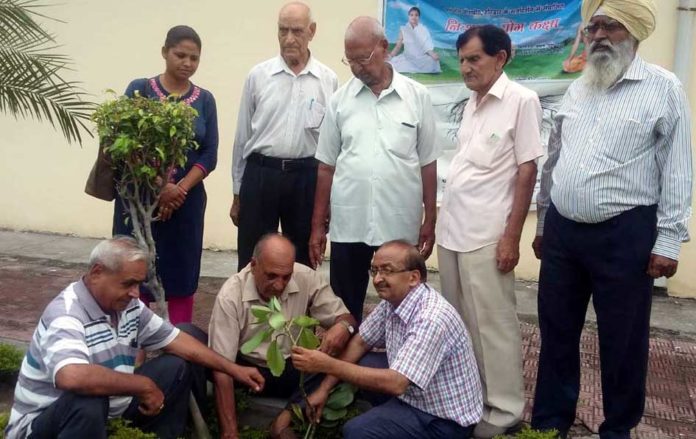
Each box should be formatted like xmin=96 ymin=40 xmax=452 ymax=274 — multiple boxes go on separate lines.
xmin=338 ymin=320 xmax=355 ymax=335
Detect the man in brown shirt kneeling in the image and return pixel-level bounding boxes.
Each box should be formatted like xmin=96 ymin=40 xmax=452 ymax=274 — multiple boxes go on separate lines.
xmin=209 ymin=233 xmax=356 ymax=439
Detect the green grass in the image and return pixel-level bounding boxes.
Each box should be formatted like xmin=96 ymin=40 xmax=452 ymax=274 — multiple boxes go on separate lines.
xmin=493 ymin=424 xmax=560 ymax=439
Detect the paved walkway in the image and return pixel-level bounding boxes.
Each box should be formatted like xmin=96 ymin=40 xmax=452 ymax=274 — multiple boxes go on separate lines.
xmin=1 ymin=230 xmax=695 ymax=438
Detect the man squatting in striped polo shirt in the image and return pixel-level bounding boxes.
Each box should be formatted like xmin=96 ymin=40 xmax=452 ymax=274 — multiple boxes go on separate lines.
xmin=5 ymin=236 xmax=265 ymax=439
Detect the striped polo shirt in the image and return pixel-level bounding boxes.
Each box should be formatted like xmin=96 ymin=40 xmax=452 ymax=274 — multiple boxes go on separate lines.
xmin=5 ymin=279 xmax=178 ymax=439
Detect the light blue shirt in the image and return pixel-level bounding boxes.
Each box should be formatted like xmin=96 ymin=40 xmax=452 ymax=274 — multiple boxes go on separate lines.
xmin=537 ymin=56 xmax=693 ymax=260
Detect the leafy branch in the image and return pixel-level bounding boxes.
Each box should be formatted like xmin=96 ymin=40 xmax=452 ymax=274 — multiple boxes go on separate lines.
xmin=92 ymin=92 xmax=198 ymax=318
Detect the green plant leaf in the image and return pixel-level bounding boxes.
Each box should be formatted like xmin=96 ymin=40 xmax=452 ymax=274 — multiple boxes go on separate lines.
xmin=250 ymin=305 xmax=272 ymax=322
xmin=290 ymin=403 xmax=304 ymax=422
xmin=267 ymin=340 xmax=285 ymax=377
xmin=298 ymin=328 xmax=320 ymax=350
xmin=292 ymin=315 xmax=320 ymax=328
xmin=325 ymin=383 xmax=355 ymax=409
xmin=240 ymin=328 xmax=271 ymax=354
xmin=319 ymin=419 xmax=338 ymax=428
xmin=269 ymin=296 xmax=281 ymax=312
xmin=268 ymin=312 xmax=286 ymax=330
xmin=321 ymin=406 xmax=348 ymax=421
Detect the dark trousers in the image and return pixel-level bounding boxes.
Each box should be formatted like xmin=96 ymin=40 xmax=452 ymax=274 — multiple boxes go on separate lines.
xmin=531 ymin=204 xmax=656 ymax=439
xmin=237 ymin=154 xmax=317 ymax=271
xmin=29 ymin=324 xmax=207 ymax=439
xmin=330 ymin=242 xmax=380 ymax=324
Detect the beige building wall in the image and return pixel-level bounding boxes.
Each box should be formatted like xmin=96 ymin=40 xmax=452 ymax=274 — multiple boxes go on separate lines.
xmin=0 ymin=1 xmax=694 ymax=295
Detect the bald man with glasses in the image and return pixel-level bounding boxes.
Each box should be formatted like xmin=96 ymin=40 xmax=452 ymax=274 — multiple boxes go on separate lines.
xmin=309 ymin=17 xmax=440 ymax=325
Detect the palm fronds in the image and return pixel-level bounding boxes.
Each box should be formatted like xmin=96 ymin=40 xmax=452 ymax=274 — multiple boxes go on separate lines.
xmin=0 ymin=0 xmax=94 ymax=144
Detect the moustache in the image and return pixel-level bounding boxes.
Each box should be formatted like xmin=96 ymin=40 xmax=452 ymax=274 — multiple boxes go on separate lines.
xmin=590 ymin=41 xmax=614 ymax=54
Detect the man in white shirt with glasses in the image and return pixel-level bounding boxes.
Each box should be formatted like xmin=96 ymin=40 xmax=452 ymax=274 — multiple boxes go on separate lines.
xmin=309 ymin=16 xmax=439 ymax=324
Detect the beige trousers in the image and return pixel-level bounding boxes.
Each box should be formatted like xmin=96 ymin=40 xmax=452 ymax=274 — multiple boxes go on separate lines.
xmin=438 ymin=244 xmax=524 ymax=428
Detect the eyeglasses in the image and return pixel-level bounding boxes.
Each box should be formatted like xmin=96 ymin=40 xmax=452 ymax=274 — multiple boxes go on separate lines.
xmin=369 ymin=266 xmax=411 ymax=277
xmin=583 ymin=20 xmax=626 ymax=37
xmin=342 ymin=48 xmax=376 ymax=66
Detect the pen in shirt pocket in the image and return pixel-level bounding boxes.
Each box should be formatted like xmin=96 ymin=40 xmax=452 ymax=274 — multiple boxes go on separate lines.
xmin=309 ymin=98 xmax=314 ymax=110
xmin=401 ymin=122 xmax=415 ymax=128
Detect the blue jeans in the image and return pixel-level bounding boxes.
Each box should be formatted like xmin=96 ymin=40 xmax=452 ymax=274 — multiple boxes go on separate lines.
xmin=343 ymin=398 xmax=473 ymax=439
xmin=343 ymin=352 xmax=473 ymax=438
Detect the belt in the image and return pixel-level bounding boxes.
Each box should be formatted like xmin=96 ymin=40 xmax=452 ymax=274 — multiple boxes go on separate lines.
xmin=247 ymin=153 xmax=317 ymax=171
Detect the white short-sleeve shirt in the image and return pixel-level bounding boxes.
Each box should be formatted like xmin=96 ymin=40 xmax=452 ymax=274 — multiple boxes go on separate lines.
xmin=316 ymin=70 xmax=440 ymax=245
xmin=437 ymin=73 xmax=543 ymax=252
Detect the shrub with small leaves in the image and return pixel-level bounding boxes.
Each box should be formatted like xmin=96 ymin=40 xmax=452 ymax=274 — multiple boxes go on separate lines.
xmin=106 ymin=418 xmax=157 ymax=439
xmin=493 ymin=425 xmax=559 ymax=439
xmin=0 ymin=343 xmax=24 ymax=378
xmin=0 ymin=411 xmax=9 ymax=433
xmin=91 ymin=92 xmax=198 ymax=318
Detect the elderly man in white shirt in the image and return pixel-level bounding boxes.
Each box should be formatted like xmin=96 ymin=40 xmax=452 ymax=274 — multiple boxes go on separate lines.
xmin=309 ymin=16 xmax=439 ymax=323
xmin=230 ymin=2 xmax=338 ymax=272
xmin=436 ymin=25 xmax=542 ymax=439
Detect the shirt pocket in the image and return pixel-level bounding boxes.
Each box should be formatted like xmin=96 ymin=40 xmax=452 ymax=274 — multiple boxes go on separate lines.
xmin=383 ymin=117 xmax=418 ymax=160
xmin=465 ymin=132 xmax=501 ymax=169
xmin=604 ymin=116 xmax=655 ymax=164
xmin=305 ymin=100 xmax=326 ymax=130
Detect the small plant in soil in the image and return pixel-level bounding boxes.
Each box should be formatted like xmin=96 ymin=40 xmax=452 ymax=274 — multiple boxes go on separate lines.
xmin=241 ymin=297 xmax=359 ymax=438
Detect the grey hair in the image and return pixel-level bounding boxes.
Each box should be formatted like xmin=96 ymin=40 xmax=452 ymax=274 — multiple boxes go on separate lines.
xmin=252 ymin=233 xmax=296 ymax=261
xmin=345 ymin=17 xmax=386 ymax=43
xmin=280 ymin=2 xmax=314 ymax=25
xmin=89 ymin=236 xmax=149 ymax=272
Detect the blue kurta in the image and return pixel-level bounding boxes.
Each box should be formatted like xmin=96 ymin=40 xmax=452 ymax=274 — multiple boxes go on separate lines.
xmin=113 ymin=76 xmax=219 ymax=298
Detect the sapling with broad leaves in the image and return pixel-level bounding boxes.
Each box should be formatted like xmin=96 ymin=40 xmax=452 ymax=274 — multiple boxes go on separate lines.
xmin=240 ymin=297 xmax=357 ymax=439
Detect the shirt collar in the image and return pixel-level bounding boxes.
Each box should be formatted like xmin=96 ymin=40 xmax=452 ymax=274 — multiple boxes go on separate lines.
xmin=75 ymin=277 xmax=109 ymax=321
xmin=471 ymin=71 xmax=509 ymax=105
xmin=392 ymin=283 xmax=428 ymax=323
xmin=240 ymin=265 xmax=301 ymax=303
xmin=351 ymin=67 xmax=408 ymax=99
xmin=619 ymin=55 xmax=648 ymax=82
xmin=271 ymin=53 xmax=322 ymax=78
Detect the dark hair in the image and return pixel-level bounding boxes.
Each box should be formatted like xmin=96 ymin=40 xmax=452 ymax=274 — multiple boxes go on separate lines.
xmin=456 ymin=25 xmax=511 ymax=65
xmin=408 ymin=6 xmax=421 ymax=16
xmin=164 ymin=25 xmax=202 ymax=50
xmin=381 ymin=240 xmax=427 ymax=282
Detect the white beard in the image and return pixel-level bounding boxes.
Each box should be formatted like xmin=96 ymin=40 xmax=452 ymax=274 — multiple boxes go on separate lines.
xmin=582 ymin=37 xmax=637 ymax=91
